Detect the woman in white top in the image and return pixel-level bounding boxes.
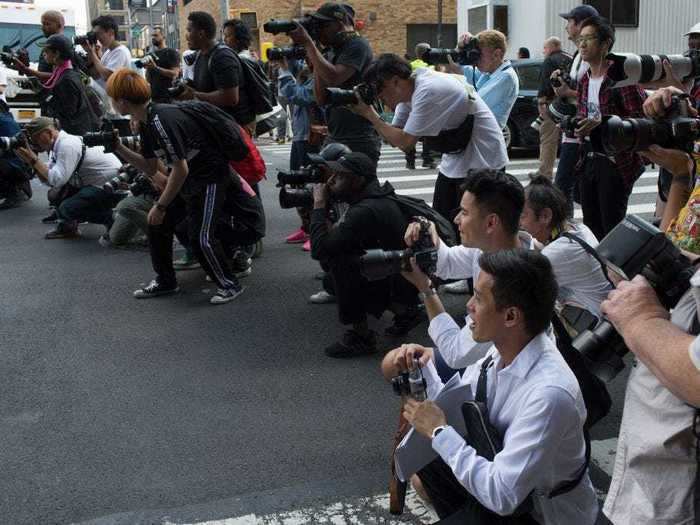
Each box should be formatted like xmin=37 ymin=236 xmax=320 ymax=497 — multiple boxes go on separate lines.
xmin=520 ymin=175 xmax=612 ymax=319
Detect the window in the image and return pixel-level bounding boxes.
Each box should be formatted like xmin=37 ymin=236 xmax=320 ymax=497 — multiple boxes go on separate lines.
xmin=493 ymin=5 xmax=508 ymax=37
xmin=514 ymin=64 xmax=541 ymax=91
xmin=468 ymin=5 xmax=487 ymax=34
xmin=240 ymin=12 xmax=258 ymax=29
xmin=406 ymin=24 xmax=457 ymax=53
xmin=584 ymin=0 xmax=639 ymax=28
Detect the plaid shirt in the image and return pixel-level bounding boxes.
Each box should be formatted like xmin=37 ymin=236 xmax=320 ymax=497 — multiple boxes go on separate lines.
xmin=577 ymin=68 xmax=647 ymax=188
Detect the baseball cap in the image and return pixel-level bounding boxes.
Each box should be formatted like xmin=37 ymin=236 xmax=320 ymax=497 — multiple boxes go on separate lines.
xmin=309 ymin=151 xmax=377 ymax=180
xmin=685 ymin=22 xmax=700 ymax=36
xmin=38 ymin=34 xmax=73 ymax=59
xmin=310 ymin=2 xmax=353 ymax=22
xmin=25 ymin=116 xmax=55 ymax=137
xmin=559 ymin=5 xmax=599 ymax=22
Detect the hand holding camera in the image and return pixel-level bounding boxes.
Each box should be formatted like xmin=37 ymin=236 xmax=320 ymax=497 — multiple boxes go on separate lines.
xmin=390 ymin=344 xmax=434 ymax=376
xmin=404 ymin=219 xmax=440 ymax=249
xmin=601 ymin=275 xmax=671 ymax=338
xmin=312 ymin=182 xmax=330 ymax=209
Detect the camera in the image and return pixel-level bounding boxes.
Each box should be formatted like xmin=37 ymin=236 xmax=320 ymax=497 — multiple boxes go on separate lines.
xmin=279 ymin=186 xmax=314 ymax=209
xmin=557 ymin=114 xmax=582 ymax=139
xmin=74 ymin=32 xmax=98 ymax=46
xmin=135 ymin=53 xmax=158 ymax=68
xmin=572 ymin=215 xmax=696 ymax=382
xmin=103 ymin=165 xmax=155 ymax=196
xmin=531 ymin=116 xmax=544 ymax=132
xmin=589 ymin=94 xmax=700 ymax=155
xmin=277 ymin=166 xmax=326 ymax=186
xmin=547 ymin=98 xmax=578 ymax=125
xmin=0 ymin=48 xmax=28 ymax=69
xmin=550 ymin=71 xmax=573 ymax=89
xmin=324 ymin=83 xmax=376 ymax=106
xmin=266 ymin=46 xmax=306 ymax=62
xmin=276 ymin=166 xmax=326 ymax=210
xmin=606 ymin=49 xmax=700 ymax=88
xmin=360 ymin=216 xmax=438 ymax=281
xmin=424 ymin=37 xmax=481 ymax=66
xmin=0 ymin=132 xmax=28 ymax=152
xmin=167 ymin=78 xmax=193 ymax=98
xmin=83 ymin=121 xmax=139 ymax=154
xmin=391 ymin=358 xmax=427 ymax=401
xmin=263 ymin=17 xmax=321 ymax=41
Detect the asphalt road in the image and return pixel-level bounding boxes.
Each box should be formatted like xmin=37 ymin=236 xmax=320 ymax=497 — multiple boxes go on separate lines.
xmin=0 ymin=142 xmax=631 ymax=524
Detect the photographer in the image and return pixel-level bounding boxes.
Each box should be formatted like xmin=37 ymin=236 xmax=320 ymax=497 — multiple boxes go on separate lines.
xmin=353 ymin=53 xmax=507 ymax=225
xmin=106 ymin=69 xmax=246 ymax=304
xmin=0 ymin=101 xmax=32 ymax=209
xmin=309 ymin=152 xmax=420 ymax=357
xmin=143 ymin=27 xmax=180 ymax=104
xmin=382 ymin=249 xmax=598 ymax=524
xmin=288 ymin=2 xmax=381 ymax=162
xmin=15 ymin=117 xmax=121 ymax=238
xmin=11 ymin=10 xmax=66 ymax=83
xmin=221 ymin=18 xmax=257 ymax=132
xmin=572 ymin=15 xmax=646 ymax=241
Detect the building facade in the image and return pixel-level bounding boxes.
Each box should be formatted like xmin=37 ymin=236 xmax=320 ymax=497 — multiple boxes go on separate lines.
xmin=86 ymin=0 xmax=130 ymax=43
xmin=178 ymin=0 xmax=458 ymax=57
xmin=457 ymin=0 xmax=700 ymax=59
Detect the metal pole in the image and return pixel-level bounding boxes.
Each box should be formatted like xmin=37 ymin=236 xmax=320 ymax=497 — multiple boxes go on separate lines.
xmin=437 ymin=0 xmax=443 ymax=47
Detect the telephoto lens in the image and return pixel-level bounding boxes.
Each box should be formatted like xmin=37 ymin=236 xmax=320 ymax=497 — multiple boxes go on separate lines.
xmin=266 ymin=46 xmax=306 ymax=62
xmin=0 ymin=132 xmax=28 ymax=151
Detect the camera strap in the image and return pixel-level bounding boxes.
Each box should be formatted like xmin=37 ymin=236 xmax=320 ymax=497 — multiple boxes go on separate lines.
xmin=559 ymin=231 xmax=615 ymax=287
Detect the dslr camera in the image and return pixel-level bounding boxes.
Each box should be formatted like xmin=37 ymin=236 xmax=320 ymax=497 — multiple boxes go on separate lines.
xmin=266 ymin=46 xmax=306 ymax=62
xmin=550 ymin=71 xmax=573 ymax=89
xmin=103 ymin=164 xmax=155 ymax=196
xmin=0 ymin=132 xmax=28 ymax=152
xmin=167 ymin=78 xmax=193 ymax=98
xmin=324 ymin=83 xmax=376 ymax=106
xmin=424 ymin=37 xmax=481 ymax=66
xmin=83 ymin=121 xmax=139 ymax=154
xmin=263 ymin=17 xmax=322 ymax=41
xmin=606 ymin=49 xmax=700 ymax=88
xmin=0 ymin=47 xmax=29 ymax=69
xmin=589 ymin=94 xmax=700 ymax=155
xmin=135 ymin=53 xmax=158 ymax=68
xmin=276 ymin=165 xmax=327 ymax=209
xmin=572 ymin=215 xmax=696 ymax=382
xmin=74 ymin=32 xmax=98 ymax=46
xmin=391 ymin=357 xmax=427 ymax=401
xmin=360 ymin=216 xmax=438 ymax=281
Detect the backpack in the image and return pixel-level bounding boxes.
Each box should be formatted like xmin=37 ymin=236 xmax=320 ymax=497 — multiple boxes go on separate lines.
xmin=176 ymin=100 xmax=249 ymax=161
xmin=387 ymin=193 xmax=458 ymax=247
xmin=228 ymin=126 xmax=266 ymax=186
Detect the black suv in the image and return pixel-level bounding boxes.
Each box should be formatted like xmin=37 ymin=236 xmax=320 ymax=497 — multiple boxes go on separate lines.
xmin=506 ymin=58 xmax=544 ymax=151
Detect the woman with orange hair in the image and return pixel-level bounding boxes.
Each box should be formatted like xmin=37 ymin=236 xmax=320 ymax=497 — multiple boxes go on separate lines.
xmin=106 ymin=68 xmax=247 ymax=305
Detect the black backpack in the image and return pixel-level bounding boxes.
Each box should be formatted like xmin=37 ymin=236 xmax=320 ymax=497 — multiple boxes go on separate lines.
xmin=387 ymin=193 xmax=458 ymax=247
xmin=175 ymin=100 xmax=249 ymax=161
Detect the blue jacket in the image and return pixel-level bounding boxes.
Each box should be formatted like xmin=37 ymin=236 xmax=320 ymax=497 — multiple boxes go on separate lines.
xmin=278 ymin=70 xmax=316 ymax=142
xmin=0 ymin=107 xmax=23 ymax=169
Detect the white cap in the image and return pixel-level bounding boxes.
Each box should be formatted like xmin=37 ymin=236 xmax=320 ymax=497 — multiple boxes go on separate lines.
xmin=685 ymin=22 xmax=700 ymax=36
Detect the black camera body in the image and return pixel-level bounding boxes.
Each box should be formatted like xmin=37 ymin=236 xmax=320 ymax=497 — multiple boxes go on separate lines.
xmin=276 ymin=166 xmax=326 ymax=210
xmin=135 ymin=53 xmax=158 ymax=68
xmin=550 ymin=71 xmax=573 ymax=89
xmin=558 ymin=115 xmax=582 ymax=139
xmin=83 ymin=121 xmax=139 ymax=154
xmin=0 ymin=48 xmax=28 ymax=69
xmin=391 ymin=358 xmax=427 ymax=401
xmin=589 ymin=95 xmax=700 ymax=155
xmin=167 ymin=78 xmax=193 ymax=98
xmin=572 ymin=215 xmax=696 ymax=382
xmin=74 ymin=32 xmax=98 ymax=46
xmin=324 ymin=83 xmax=376 ymax=106
xmin=266 ymin=46 xmax=306 ymax=62
xmin=360 ymin=216 xmax=438 ymax=281
xmin=424 ymin=38 xmax=481 ymax=66
xmin=0 ymin=132 xmax=28 ymax=152
xmin=103 ymin=165 xmax=156 ymax=197
xmin=263 ymin=17 xmax=321 ymax=41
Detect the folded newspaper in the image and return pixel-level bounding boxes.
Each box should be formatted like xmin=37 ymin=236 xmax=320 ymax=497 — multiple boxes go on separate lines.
xmin=394 ymin=372 xmax=473 ymax=482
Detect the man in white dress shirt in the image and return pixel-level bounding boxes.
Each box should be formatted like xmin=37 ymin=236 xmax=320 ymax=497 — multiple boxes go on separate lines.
xmin=382 ymin=249 xmax=598 ymax=524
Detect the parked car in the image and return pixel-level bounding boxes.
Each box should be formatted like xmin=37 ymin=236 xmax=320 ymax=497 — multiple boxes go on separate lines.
xmin=507 ymin=58 xmax=544 ymax=151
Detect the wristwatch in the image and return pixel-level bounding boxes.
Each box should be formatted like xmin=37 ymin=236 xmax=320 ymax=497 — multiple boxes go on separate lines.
xmin=155 ymin=202 xmax=167 ymax=212
xmin=431 ymin=425 xmax=448 ymax=440
xmin=419 ymin=287 xmax=438 ymax=301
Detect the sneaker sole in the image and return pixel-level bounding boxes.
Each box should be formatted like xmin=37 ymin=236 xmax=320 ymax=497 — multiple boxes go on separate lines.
xmin=210 ymin=287 xmax=245 ymax=305
xmin=133 ymin=287 xmax=180 ymax=299
xmin=234 ymin=268 xmax=252 ymax=279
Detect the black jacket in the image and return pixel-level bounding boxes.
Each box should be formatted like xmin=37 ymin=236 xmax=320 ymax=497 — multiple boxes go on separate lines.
xmin=310 ymin=180 xmax=409 ymax=262
xmin=48 ymin=69 xmax=99 ymax=135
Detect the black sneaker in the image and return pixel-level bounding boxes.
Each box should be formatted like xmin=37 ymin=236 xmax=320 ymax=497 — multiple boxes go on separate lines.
xmin=385 ymin=309 xmax=424 ymax=337
xmin=405 ymin=160 xmax=416 ymax=170
xmin=41 ymin=210 xmax=58 ymax=224
xmin=0 ymin=193 xmax=22 ymax=210
xmin=324 ymin=329 xmax=377 ymax=358
xmin=231 ymin=252 xmax=252 ymax=279
xmin=133 ymin=279 xmax=179 ymax=299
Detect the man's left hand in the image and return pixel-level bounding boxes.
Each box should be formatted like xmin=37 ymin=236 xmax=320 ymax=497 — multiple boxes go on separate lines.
xmin=639 ymin=144 xmax=694 ymax=178
xmin=402 ymin=258 xmax=433 ymax=292
xmin=403 ymin=399 xmax=447 ymax=439
xmin=15 ymin=146 xmax=38 ymax=166
xmin=177 ymin=83 xmax=196 ymax=101
xmin=348 ymin=90 xmax=377 ymax=120
xmin=601 ymin=275 xmax=670 ymax=337
xmin=575 ymin=117 xmax=601 ymax=138
xmin=147 ymin=205 xmax=166 ymax=226
xmin=288 ymin=24 xmax=312 ymax=47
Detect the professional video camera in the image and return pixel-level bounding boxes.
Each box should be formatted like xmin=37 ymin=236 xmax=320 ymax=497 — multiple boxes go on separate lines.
xmin=266 ymin=46 xmax=306 ymax=62
xmin=391 ymin=357 xmax=427 ymax=401
xmin=103 ymin=164 xmax=155 ymax=196
xmin=324 ymin=83 xmax=376 ymax=106
xmin=606 ymin=49 xmax=700 ymax=88
xmin=74 ymin=32 xmax=98 ymax=46
xmin=167 ymin=78 xmax=193 ymax=98
xmin=83 ymin=121 xmax=139 ymax=154
xmin=134 ymin=53 xmax=158 ymax=68
xmin=360 ymin=217 xmax=438 ymax=281
xmin=0 ymin=132 xmax=28 ymax=152
xmin=424 ymin=37 xmax=481 ymax=66
xmin=589 ymin=94 xmax=700 ymax=155
xmin=571 ymin=215 xmax=696 ymax=382
xmin=263 ymin=17 xmax=321 ymax=41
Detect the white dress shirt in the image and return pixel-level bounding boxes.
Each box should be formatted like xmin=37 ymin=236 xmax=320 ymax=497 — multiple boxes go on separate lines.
xmin=423 ymin=333 xmax=599 ymax=524
xmin=46 ymin=131 xmax=121 ymax=189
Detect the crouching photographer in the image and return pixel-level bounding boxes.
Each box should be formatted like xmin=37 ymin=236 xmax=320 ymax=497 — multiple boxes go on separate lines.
xmin=15 ymin=117 xmax=121 ymax=238
xmin=0 ymin=101 xmax=32 ymax=209
xmin=309 ymin=151 xmax=421 ymax=357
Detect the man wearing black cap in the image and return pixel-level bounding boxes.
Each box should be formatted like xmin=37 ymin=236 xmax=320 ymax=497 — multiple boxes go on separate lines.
xmin=309 ymin=151 xmax=419 ymax=357
xmin=289 ymin=2 xmax=381 ymax=163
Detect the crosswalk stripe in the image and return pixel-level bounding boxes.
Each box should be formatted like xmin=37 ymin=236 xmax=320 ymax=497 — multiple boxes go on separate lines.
xmin=381 ymin=171 xmax=660 ymax=183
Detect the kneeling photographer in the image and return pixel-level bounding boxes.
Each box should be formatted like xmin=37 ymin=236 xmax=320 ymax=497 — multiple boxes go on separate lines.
xmin=0 ymin=101 xmax=32 ymax=209
xmin=15 ymin=117 xmax=121 ymax=238
xmin=309 ymin=151 xmax=420 ymax=358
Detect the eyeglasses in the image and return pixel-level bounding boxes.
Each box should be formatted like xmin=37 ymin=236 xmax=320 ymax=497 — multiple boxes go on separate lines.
xmin=575 ymin=35 xmax=598 ymax=46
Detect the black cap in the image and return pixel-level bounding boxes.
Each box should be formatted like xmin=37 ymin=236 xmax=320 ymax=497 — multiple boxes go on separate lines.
xmin=559 ymin=5 xmax=599 ymax=22
xmin=310 ymin=2 xmax=353 ymax=22
xmin=310 ymin=152 xmax=377 ymax=180
xmin=39 ymin=35 xmax=73 ymax=59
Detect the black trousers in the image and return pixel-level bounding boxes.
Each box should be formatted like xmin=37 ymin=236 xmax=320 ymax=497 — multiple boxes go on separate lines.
xmin=406 ymin=139 xmax=434 ymax=164
xmin=418 ymin=458 xmax=538 ymax=524
xmin=148 ymin=180 xmax=239 ymax=290
xmin=579 ymin=148 xmax=634 ymax=241
xmin=432 ymin=172 xmax=466 ymax=226
xmin=0 ymin=159 xmax=31 ymax=197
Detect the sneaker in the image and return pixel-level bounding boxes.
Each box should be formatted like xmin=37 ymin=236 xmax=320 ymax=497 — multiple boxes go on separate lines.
xmin=41 ymin=210 xmax=58 ymax=224
xmin=324 ymin=329 xmax=377 ymax=358
xmin=443 ymin=279 xmax=472 ymax=294
xmin=252 ymin=239 xmax=264 ymax=259
xmin=173 ymin=253 xmax=201 ymax=271
xmin=98 ymin=233 xmax=112 ymax=248
xmin=210 ymin=286 xmax=245 ymax=305
xmin=231 ymin=252 xmax=252 ymax=279
xmin=45 ymin=223 xmax=80 ymax=239
xmin=385 ymin=308 xmax=424 ymax=337
xmin=302 ymin=239 xmax=311 ymax=252
xmin=285 ymin=228 xmax=309 ymax=244
xmin=133 ymin=279 xmax=179 ymax=299
xmin=309 ymin=290 xmax=336 ymax=304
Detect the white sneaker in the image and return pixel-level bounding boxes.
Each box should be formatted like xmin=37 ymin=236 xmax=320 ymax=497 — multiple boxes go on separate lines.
xmin=210 ymin=286 xmax=245 ymax=305
xmin=309 ymin=290 xmax=336 ymax=304
xmin=443 ymin=279 xmax=471 ymax=294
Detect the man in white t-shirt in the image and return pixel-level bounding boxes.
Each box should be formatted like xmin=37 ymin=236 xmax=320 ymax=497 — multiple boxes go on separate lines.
xmin=0 ymin=67 xmax=7 ymax=103
xmin=81 ymin=15 xmax=132 ymax=113
xmin=351 ymin=53 xmax=508 ymax=223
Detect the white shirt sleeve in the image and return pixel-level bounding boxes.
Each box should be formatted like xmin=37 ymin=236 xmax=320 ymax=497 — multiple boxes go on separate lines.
xmin=690 ymin=336 xmax=700 ymax=371
xmin=431 ymin=386 xmax=581 ymax=515
xmin=435 ymin=241 xmax=479 ymax=280
xmin=404 ymin=80 xmax=446 ymax=137
xmin=429 ymin=313 xmax=492 ymax=369
xmin=391 ymin=102 xmax=410 ymax=128
xmin=47 ymin=135 xmax=81 ymax=188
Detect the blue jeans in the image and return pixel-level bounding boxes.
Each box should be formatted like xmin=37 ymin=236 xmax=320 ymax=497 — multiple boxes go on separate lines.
xmin=553 ymin=142 xmax=580 ymax=218
xmin=57 ymin=186 xmax=114 ymax=227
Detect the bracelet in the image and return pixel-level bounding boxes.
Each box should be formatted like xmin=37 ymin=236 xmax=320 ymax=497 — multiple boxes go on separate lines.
xmin=418 ymin=288 xmax=438 ymax=301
